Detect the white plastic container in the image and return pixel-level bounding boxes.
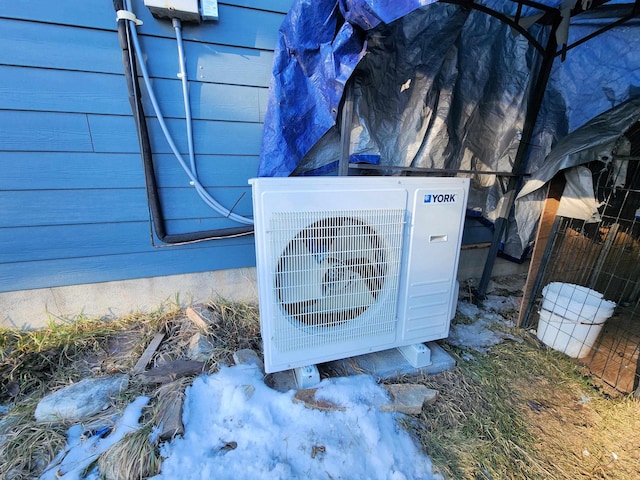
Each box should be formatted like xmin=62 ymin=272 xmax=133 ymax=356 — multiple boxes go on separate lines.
xmin=537 ymin=282 xmax=616 ymax=358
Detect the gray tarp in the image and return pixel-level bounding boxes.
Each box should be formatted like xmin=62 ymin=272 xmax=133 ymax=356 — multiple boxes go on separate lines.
xmin=259 ymin=0 xmax=640 ymax=257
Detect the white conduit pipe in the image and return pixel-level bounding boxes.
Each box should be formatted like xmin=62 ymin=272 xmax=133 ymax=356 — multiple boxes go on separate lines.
xmin=172 ymin=17 xmax=197 ymax=176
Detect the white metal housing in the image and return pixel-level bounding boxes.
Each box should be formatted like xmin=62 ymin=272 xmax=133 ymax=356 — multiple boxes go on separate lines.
xmin=250 ymin=176 xmax=469 ymax=373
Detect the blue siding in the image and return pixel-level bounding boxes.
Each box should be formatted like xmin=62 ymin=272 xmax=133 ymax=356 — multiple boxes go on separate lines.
xmin=87 ymin=116 xmax=263 ymax=154
xmin=0 ymin=222 xmax=254 ymax=265
xmin=0 ymin=152 xmax=257 ymax=189
xmin=0 ymin=19 xmax=276 ymax=87
xmin=0 ymin=0 xmax=292 ymax=293
xmin=0 ymin=2 xmax=286 ymax=49
xmin=0 ymin=111 xmax=94 ymax=151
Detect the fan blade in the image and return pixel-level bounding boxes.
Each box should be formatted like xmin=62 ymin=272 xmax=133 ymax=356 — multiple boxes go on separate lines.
xmin=277 ymin=255 xmax=324 ymax=304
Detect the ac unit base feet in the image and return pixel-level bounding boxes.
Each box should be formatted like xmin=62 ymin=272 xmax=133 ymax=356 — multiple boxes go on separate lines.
xmin=397 ymin=343 xmax=433 ymax=368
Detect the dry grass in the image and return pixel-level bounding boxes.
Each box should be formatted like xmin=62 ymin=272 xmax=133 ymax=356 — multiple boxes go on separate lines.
xmin=1 ymin=299 xmax=638 ymax=480
xmin=0 ymin=305 xmax=180 ymax=480
xmin=97 ymin=425 xmax=162 ymax=480
xmin=0 ymin=306 xmax=183 ymax=404
xmin=144 ymin=299 xmax=261 ymax=373
xmin=403 ymin=336 xmax=640 ymax=479
xmin=0 ymin=408 xmax=67 ymax=480
xmin=201 ymin=299 xmax=262 ymax=371
xmin=405 ymin=342 xmax=544 ymax=479
xmin=0 ymin=300 xmax=261 ymax=480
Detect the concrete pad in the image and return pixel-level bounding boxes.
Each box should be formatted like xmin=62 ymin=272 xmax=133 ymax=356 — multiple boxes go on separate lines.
xmin=323 ymin=342 xmax=456 ymax=381
xmin=264 ymin=342 xmax=455 ymax=392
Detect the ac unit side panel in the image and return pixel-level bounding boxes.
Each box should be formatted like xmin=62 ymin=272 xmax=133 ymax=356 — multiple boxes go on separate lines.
xmin=398 ymin=182 xmax=469 ymax=343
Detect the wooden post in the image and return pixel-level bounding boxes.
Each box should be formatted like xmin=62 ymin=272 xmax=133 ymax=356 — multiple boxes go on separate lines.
xmin=517 ymin=174 xmax=566 ymax=327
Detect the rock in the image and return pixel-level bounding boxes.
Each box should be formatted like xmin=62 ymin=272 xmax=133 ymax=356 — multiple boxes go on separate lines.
xmin=265 ymin=370 xmax=297 ymax=392
xmin=34 ymin=374 xmax=129 ymax=422
xmin=292 ymin=388 xmax=346 ymax=412
xmin=232 ymin=349 xmax=264 ymax=372
xmin=380 ymin=384 xmax=438 ymax=415
xmin=188 ymin=333 xmax=215 ymax=362
xmin=185 ymin=305 xmax=218 ymax=331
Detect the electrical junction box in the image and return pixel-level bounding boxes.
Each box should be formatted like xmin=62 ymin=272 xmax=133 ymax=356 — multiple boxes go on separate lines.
xmin=200 ymin=0 xmax=219 ymax=20
xmin=144 ymin=0 xmax=217 ymax=23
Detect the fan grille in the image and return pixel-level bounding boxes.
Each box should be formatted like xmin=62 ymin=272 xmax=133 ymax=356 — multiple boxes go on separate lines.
xmin=269 ymin=209 xmax=405 ymax=351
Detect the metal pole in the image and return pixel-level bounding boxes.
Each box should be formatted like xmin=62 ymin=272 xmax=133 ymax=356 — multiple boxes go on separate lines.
xmin=476 ymin=15 xmax=560 ymax=299
xmin=338 ymin=81 xmax=354 ymax=176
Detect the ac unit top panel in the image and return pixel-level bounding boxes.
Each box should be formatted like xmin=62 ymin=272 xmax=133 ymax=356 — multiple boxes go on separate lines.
xmin=249 ymin=176 xmax=469 ymax=195
xmin=252 ymin=185 xmax=408 ymax=215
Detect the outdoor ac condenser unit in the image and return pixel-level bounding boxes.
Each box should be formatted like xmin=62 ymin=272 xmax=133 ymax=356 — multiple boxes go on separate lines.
xmin=250 ymin=176 xmax=469 ymax=374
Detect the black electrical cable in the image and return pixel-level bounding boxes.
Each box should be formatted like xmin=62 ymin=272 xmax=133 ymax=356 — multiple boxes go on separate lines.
xmin=114 ymin=0 xmax=254 ymax=244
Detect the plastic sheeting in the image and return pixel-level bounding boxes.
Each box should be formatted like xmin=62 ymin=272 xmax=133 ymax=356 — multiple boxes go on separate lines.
xmin=509 ymin=7 xmax=640 ymax=256
xmin=555 ymin=166 xmax=601 ymax=221
xmin=513 ymin=96 xmax=640 ymax=256
xmin=259 ymin=0 xmax=640 ymax=257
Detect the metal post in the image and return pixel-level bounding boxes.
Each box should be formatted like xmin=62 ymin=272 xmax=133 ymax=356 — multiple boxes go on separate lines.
xmin=476 ymin=16 xmax=560 ymax=299
xmin=338 ymin=81 xmax=354 ymax=176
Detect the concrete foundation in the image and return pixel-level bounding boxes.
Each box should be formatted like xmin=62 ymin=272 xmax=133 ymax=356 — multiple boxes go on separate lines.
xmin=0 ymin=247 xmax=528 ymax=329
xmin=0 ymin=268 xmax=258 ymax=329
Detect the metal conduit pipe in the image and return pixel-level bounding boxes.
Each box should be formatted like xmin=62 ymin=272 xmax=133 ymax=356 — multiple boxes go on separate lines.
xmin=114 ymin=0 xmax=253 ymax=244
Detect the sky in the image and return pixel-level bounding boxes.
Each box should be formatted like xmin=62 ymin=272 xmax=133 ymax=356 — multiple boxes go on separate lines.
xmin=39 ymin=293 xmax=517 ymax=480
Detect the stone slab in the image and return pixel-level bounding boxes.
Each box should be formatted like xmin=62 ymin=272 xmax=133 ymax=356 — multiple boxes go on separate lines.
xmin=35 ymin=374 xmax=129 ymax=422
xmin=323 ymin=342 xmax=455 ymax=381
xmin=262 ymin=342 xmax=454 ymax=393
xmin=380 ymin=384 xmax=439 ymax=415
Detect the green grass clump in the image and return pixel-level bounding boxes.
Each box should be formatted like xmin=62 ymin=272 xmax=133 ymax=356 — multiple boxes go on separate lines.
xmin=0 ymin=307 xmax=181 ymax=403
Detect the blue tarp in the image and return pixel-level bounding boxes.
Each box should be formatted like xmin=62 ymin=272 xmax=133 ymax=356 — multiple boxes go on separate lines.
xmin=259 ymin=0 xmax=439 ymax=177
xmin=259 ymin=0 xmax=640 ymax=256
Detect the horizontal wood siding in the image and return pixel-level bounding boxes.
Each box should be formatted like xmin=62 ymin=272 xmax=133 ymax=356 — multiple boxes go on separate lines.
xmin=0 ymin=0 xmax=292 ymax=293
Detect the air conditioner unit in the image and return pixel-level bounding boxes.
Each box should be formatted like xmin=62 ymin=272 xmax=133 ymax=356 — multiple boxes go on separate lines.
xmin=249 ymin=176 xmax=469 ymax=375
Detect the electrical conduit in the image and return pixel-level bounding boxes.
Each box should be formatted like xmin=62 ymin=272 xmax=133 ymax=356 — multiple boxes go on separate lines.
xmin=114 ymin=0 xmax=254 ymax=245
